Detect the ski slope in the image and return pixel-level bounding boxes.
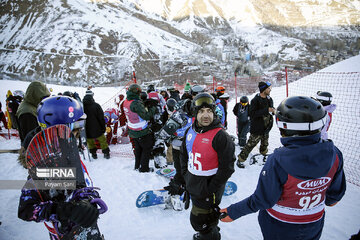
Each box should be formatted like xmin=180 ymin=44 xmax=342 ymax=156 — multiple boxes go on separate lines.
xmin=0 ymin=55 xmax=359 ymax=239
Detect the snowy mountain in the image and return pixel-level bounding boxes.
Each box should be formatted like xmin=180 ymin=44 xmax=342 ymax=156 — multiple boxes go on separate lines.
xmin=0 ymin=0 xmax=359 ymax=85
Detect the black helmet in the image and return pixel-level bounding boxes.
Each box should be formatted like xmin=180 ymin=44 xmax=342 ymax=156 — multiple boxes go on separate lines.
xmin=192 ymin=92 xmax=216 ymax=115
xmin=140 ymin=91 xmax=148 ymax=101
xmin=128 ymin=84 xmax=142 ymax=95
xmin=166 ymin=98 xmax=177 ymax=112
xmin=316 ymin=91 xmax=332 ymax=106
xmin=63 ymin=91 xmax=73 ymax=97
xmin=147 ymin=84 xmax=155 ymax=93
xmin=240 ymin=96 xmax=249 ymax=104
xmin=190 ymin=85 xmax=205 ymax=96
xmin=276 ymin=96 xmax=327 ymax=137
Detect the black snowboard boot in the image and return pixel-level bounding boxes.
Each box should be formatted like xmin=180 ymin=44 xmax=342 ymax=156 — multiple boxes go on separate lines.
xmin=236 ymin=160 xmax=245 ymax=168
xmin=193 ymin=227 xmax=221 ymax=240
xmin=90 ymin=148 xmax=97 ymax=159
xmin=102 ymin=147 xmax=110 ymax=159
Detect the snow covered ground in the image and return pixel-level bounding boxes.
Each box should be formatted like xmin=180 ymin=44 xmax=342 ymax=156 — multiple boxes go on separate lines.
xmin=0 ymin=55 xmax=359 ymax=239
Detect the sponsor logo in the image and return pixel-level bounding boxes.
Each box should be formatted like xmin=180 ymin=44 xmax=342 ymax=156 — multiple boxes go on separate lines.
xmin=36 ymin=168 xmax=76 ymax=179
xmin=297 ymin=177 xmax=331 ymax=190
xmin=187 ymin=133 xmax=192 ymax=141
xmin=201 ymin=138 xmax=210 ymax=144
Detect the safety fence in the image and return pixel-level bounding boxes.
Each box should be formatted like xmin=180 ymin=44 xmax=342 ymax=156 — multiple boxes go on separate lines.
xmin=102 ymin=71 xmax=360 ymax=187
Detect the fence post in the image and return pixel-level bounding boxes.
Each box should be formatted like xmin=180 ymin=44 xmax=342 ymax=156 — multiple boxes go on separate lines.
xmin=234 ymin=72 xmax=237 ymax=103
xmin=285 ymin=66 xmax=288 ymax=97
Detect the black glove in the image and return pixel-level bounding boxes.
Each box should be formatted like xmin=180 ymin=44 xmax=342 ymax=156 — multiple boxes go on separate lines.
xmin=57 ymin=200 xmax=99 ymax=228
xmin=164 ymin=180 xmax=184 ymax=196
xmin=183 ymin=190 xmax=190 ymax=210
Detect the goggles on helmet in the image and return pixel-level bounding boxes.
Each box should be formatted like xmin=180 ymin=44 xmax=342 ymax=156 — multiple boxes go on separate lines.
xmin=194 ymin=96 xmax=214 ymax=107
xmin=240 ymin=102 xmax=248 ymax=106
xmin=276 ymin=115 xmax=327 ymax=131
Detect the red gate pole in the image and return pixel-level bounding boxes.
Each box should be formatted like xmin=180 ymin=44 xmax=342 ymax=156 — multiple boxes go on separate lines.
xmin=133 ymin=71 xmax=136 ymax=84
xmin=213 ymin=76 xmax=215 ymax=92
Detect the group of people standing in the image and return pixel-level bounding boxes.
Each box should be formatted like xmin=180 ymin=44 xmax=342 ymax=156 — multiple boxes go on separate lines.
xmin=3 ymin=79 xmax=347 ymax=240
xmin=121 ymin=81 xmax=346 ymax=240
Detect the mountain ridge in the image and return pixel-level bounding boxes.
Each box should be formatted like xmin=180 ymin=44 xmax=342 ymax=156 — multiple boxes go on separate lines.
xmin=0 ymin=0 xmax=359 ymax=86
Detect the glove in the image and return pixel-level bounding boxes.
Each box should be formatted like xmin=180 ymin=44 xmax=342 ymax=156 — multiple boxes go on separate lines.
xmin=164 ymin=180 xmax=184 ymax=196
xmin=57 ymin=200 xmax=99 ymax=228
xmin=183 ymin=190 xmax=190 ymax=210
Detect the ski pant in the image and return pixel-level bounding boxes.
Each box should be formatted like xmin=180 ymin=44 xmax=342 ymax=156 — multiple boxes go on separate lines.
xmin=258 ymin=210 xmax=324 ymax=240
xmin=0 ymin=111 xmax=7 ymax=130
xmin=190 ymin=205 xmax=221 ymax=240
xmin=172 ymin=147 xmax=184 ymax=184
xmin=237 ymin=120 xmax=250 ymax=147
xmin=238 ymin=133 xmax=269 ymax=161
xmin=133 ymin=133 xmax=154 ymax=172
xmin=87 ymin=134 xmax=109 ymax=150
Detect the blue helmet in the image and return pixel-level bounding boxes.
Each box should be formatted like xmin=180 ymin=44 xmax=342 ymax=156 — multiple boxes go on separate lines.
xmin=37 ymin=96 xmax=84 ymax=128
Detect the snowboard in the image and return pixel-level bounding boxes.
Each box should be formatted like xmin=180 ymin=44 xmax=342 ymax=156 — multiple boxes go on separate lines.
xmin=136 ymin=181 xmax=238 ymax=208
xmin=25 ymin=124 xmax=106 ymax=240
xmin=156 ymin=167 xmax=176 ymax=179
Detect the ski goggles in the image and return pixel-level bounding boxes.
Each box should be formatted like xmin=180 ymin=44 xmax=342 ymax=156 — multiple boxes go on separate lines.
xmin=240 ymin=102 xmax=248 ymax=106
xmin=194 ymin=96 xmax=215 ymax=108
xmin=276 ymin=115 xmax=327 ymax=131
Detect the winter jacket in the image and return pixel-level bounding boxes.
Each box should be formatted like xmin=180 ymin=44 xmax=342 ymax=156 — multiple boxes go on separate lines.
xmin=216 ymin=99 xmax=226 ymax=125
xmin=169 ymin=90 xmax=181 ymax=102
xmin=16 ymin=81 xmax=50 ymax=142
xmin=233 ymin=103 xmax=250 ymax=123
xmin=321 ymin=104 xmax=336 ymax=140
xmin=227 ymin=133 xmax=346 ymax=222
xmin=124 ymin=90 xmax=156 ymax=138
xmin=180 ymin=118 xmax=235 ymax=209
xmin=83 ymin=95 xmax=106 ymax=139
xmin=249 ymin=93 xmax=274 ymax=135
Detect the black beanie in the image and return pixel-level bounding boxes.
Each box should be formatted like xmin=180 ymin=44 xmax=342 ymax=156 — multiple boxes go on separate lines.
xmin=258 ymin=81 xmax=270 ymax=93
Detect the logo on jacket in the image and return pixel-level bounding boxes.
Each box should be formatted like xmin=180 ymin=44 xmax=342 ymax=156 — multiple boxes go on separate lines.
xmin=187 ymin=133 xmax=192 ymax=141
xmin=297 ymin=177 xmax=331 ymax=190
xmin=201 ymin=138 xmax=210 ymax=144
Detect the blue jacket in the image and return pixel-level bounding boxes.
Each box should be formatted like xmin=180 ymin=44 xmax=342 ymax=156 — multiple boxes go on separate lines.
xmin=227 ymin=133 xmax=346 ymax=221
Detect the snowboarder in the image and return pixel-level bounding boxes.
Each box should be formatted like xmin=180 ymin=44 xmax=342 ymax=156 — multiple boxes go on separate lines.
xmin=0 ymin=101 xmax=8 ymax=131
xmin=123 ymin=84 xmax=157 ymax=172
xmin=180 ymin=92 xmax=235 ymax=240
xmin=16 ymin=81 xmax=51 ymax=143
xmin=232 ymin=96 xmax=250 ymax=148
xmin=163 ymin=98 xmax=193 ymax=210
xmin=215 ymin=86 xmax=228 ymax=128
xmin=220 ymin=96 xmax=346 ymax=240
xmin=18 ymin=95 xmax=105 ymax=240
xmin=82 ymin=90 xmax=110 ymax=159
xmin=316 ymin=91 xmax=336 ymax=140
xmin=237 ymin=81 xmax=275 ymax=168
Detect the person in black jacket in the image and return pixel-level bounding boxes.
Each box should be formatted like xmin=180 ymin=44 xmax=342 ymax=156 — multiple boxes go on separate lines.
xmin=232 ymin=96 xmax=250 ymax=148
xmin=180 ymin=92 xmax=235 ymax=240
xmin=0 ymin=101 xmax=8 ymax=130
xmin=83 ymin=90 xmax=110 ymax=159
xmin=237 ymin=81 xmax=275 ymax=168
